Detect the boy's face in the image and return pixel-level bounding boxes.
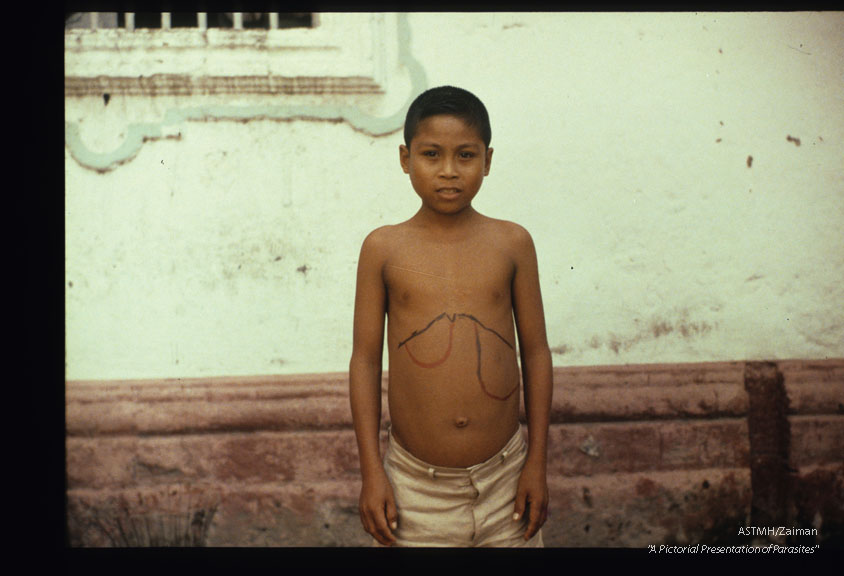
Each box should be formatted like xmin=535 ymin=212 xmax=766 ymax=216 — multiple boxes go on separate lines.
xmin=399 ymin=114 xmax=493 ymax=217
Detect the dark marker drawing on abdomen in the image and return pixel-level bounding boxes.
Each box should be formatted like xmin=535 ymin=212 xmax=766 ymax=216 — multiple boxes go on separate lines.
xmin=398 ymin=312 xmax=518 ymax=401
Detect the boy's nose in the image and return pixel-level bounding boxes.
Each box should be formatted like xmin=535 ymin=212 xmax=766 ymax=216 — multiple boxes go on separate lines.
xmin=439 ymin=158 xmax=458 ymax=177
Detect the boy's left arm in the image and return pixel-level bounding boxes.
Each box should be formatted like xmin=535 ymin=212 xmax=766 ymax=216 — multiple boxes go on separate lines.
xmin=510 ymin=225 xmax=553 ymax=541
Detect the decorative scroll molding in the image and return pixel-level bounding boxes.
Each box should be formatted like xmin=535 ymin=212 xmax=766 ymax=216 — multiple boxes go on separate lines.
xmin=64 ymin=13 xmax=427 ymax=173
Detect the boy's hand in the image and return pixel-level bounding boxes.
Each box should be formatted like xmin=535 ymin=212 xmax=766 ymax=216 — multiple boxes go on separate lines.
xmin=513 ymin=459 xmax=548 ymax=541
xmin=359 ymin=469 xmax=399 ymax=546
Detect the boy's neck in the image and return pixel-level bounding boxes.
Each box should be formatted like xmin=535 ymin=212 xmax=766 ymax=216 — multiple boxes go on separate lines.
xmin=414 ymin=204 xmax=481 ymax=233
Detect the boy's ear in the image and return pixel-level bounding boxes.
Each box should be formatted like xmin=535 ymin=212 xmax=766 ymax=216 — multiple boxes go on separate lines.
xmin=484 ymin=147 xmax=493 ymax=176
xmin=399 ymin=144 xmax=410 ymax=174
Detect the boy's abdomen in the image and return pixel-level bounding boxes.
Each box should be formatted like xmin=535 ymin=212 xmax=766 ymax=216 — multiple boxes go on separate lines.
xmin=387 ymin=312 xmax=522 ymax=467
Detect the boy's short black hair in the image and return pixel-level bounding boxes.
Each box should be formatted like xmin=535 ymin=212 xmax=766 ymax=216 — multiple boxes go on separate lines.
xmin=403 ymin=86 xmax=491 ymax=149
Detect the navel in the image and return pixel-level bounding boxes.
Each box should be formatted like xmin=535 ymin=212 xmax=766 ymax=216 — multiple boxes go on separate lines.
xmin=454 ymin=416 xmax=469 ymax=428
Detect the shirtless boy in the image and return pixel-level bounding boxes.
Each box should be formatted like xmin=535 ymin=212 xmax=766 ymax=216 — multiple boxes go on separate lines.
xmin=349 ymin=86 xmax=553 ymax=547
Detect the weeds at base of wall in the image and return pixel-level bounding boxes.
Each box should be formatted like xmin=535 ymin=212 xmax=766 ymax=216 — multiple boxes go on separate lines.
xmin=73 ymin=485 xmax=220 ymax=547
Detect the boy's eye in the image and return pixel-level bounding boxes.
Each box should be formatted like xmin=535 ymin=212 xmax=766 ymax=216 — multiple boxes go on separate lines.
xmin=422 ymin=150 xmax=438 ymax=157
xmin=459 ymin=152 xmax=475 ymax=159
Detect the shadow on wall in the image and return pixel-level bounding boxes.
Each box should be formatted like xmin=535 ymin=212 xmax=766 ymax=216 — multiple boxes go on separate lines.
xmin=65 ymin=360 xmax=844 ymax=547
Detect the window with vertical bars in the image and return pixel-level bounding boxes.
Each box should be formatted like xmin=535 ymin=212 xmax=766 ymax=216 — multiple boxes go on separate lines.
xmin=64 ymin=12 xmax=389 ymax=97
xmin=65 ymin=12 xmax=315 ymax=31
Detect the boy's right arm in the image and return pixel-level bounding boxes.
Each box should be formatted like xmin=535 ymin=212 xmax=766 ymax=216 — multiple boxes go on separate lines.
xmin=349 ymin=229 xmax=398 ymax=546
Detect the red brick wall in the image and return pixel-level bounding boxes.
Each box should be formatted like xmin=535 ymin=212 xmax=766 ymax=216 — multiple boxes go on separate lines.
xmin=66 ymin=359 xmax=843 ymax=547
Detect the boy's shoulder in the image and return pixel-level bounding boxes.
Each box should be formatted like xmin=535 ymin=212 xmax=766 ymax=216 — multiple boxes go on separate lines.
xmin=362 ymin=223 xmax=404 ymax=246
xmin=358 ymin=224 xmax=404 ymax=262
xmin=477 ymin=215 xmax=534 ymax=246
xmin=361 ymin=217 xmax=424 ymax=244
xmin=484 ymin=214 xmax=530 ymax=233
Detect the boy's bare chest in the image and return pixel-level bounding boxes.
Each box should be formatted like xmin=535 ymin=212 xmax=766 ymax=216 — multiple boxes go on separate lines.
xmin=383 ymin=240 xmax=514 ymax=310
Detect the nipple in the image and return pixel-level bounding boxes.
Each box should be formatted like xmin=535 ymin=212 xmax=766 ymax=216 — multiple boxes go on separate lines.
xmin=454 ymin=417 xmax=469 ymax=428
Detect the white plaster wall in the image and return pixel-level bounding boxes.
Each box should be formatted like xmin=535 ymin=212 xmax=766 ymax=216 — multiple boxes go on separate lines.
xmin=65 ymin=12 xmax=844 ymax=380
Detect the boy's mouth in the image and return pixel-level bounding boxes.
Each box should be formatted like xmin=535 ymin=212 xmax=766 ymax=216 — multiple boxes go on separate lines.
xmin=436 ymin=188 xmax=461 ymax=197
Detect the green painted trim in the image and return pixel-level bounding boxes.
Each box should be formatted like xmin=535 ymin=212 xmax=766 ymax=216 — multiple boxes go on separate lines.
xmin=65 ymin=14 xmax=427 ymax=173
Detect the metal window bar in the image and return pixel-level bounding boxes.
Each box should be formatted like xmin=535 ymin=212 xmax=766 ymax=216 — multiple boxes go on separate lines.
xmin=78 ymin=12 xmax=312 ymax=30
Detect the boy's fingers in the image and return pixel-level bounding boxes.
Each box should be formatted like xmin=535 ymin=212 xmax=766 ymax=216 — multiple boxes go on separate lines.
xmin=375 ymin=525 xmax=396 ymax=546
xmin=512 ymin=490 xmax=526 ymax=522
xmin=374 ymin=528 xmax=393 ymax=546
xmin=360 ymin=503 xmax=394 ymax=546
xmin=525 ymin=507 xmax=540 ymax=539
xmin=373 ymin=505 xmax=397 ymax=545
xmin=386 ymin=498 xmax=399 ymax=531
xmin=359 ymin=506 xmax=372 ymax=534
xmin=523 ymin=497 xmax=548 ymax=540
xmin=369 ymin=517 xmax=392 ymax=546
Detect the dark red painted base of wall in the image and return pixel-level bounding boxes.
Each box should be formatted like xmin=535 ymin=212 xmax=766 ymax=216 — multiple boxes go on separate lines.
xmin=66 ymin=359 xmax=843 ymax=547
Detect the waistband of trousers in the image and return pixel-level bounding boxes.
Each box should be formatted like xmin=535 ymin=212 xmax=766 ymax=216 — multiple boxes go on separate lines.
xmin=387 ymin=425 xmax=525 ymax=479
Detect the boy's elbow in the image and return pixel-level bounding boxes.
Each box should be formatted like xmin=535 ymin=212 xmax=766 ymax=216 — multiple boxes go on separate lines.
xmin=521 ymin=338 xmax=551 ymax=359
xmin=349 ymin=352 xmax=383 ymax=375
xmin=521 ymin=344 xmax=552 ymax=370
